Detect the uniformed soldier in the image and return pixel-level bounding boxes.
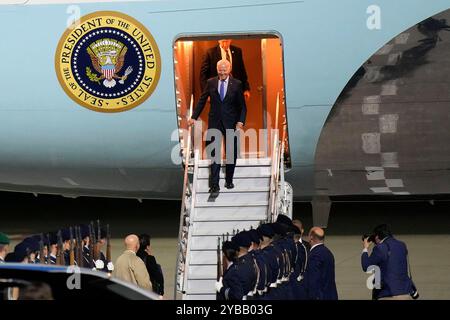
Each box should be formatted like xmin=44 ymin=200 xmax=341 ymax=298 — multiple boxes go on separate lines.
xmin=232 ymin=231 xmax=259 ymax=300
xmin=5 ymin=243 xmax=28 ymax=263
xmin=276 ymin=215 xmax=303 ymax=299
xmin=269 ymin=222 xmax=292 ymax=299
xmin=257 ymin=223 xmax=281 ymax=300
xmin=291 ymin=220 xmax=308 ymax=299
xmin=28 ymin=234 xmax=48 ymax=264
xmin=94 ymin=227 xmax=113 ymax=272
xmin=0 ymin=232 xmax=10 ymax=263
xmin=216 ymin=241 xmax=235 ymax=299
xmin=47 ymin=232 xmax=58 ymax=264
xmin=20 ymin=237 xmax=41 ymax=263
xmin=247 ymin=229 xmax=270 ymax=299
xmin=11 ymin=238 xmax=36 ymax=264
xmin=61 ymin=228 xmax=76 ymax=266
xmin=216 ymin=232 xmax=258 ymax=300
xmin=79 ymin=224 xmax=93 ymax=268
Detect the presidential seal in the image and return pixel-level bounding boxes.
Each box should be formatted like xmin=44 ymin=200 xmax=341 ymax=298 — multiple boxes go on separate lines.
xmin=55 ymin=11 xmax=161 ymax=112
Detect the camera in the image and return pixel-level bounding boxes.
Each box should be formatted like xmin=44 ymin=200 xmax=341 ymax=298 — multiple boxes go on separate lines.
xmin=362 ymin=233 xmax=375 ymax=242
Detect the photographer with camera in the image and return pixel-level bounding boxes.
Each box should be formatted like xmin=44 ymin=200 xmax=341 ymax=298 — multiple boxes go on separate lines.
xmin=362 ymin=224 xmax=418 ymax=300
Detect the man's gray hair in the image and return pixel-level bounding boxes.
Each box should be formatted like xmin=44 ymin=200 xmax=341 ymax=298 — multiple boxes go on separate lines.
xmin=217 ymin=59 xmax=231 ymax=69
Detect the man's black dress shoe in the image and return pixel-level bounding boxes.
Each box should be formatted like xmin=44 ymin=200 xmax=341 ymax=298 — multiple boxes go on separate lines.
xmin=209 ymin=185 xmax=220 ymax=193
xmin=224 ymin=182 xmax=234 ymax=189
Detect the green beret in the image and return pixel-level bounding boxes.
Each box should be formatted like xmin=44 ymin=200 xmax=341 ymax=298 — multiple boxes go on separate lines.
xmin=0 ymin=232 xmax=10 ymax=245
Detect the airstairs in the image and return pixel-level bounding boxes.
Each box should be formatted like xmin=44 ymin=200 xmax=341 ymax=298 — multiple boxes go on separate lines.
xmin=174 ymin=97 xmax=292 ymax=300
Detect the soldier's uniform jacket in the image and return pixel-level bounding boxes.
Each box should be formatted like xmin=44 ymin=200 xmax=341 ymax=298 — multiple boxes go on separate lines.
xmin=82 ymin=245 xmax=93 ymax=268
xmin=218 ymin=254 xmax=257 ymax=300
xmin=250 ymin=250 xmax=270 ymax=295
xmin=261 ymin=245 xmax=280 ymax=287
xmin=49 ymin=254 xmax=57 ymax=264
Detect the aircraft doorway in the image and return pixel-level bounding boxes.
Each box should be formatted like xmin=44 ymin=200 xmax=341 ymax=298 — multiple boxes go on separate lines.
xmin=174 ymin=34 xmax=291 ymax=167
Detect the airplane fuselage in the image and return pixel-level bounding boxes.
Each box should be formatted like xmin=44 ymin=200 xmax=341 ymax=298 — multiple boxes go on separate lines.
xmin=1 ymin=0 xmax=450 ymax=200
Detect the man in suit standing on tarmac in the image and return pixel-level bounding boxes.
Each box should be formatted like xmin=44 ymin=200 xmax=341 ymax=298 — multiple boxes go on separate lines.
xmin=301 ymin=227 xmax=338 ymax=300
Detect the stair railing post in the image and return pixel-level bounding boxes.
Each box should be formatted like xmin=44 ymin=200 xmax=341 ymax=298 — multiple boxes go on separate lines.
xmin=279 ymin=141 xmax=286 ymax=215
xmin=181 ymin=148 xmax=200 ymax=298
xmin=174 ymin=94 xmax=194 ymax=299
xmin=267 ymin=92 xmax=283 ymax=222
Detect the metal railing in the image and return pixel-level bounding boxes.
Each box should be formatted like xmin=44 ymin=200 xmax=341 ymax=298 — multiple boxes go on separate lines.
xmin=174 ymin=95 xmax=194 ymax=299
xmin=267 ymin=93 xmax=291 ymax=222
xmin=268 ymin=93 xmax=281 ymax=222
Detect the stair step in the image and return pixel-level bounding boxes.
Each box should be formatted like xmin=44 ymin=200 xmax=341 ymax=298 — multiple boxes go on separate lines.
xmin=191 ymin=220 xmax=261 ymax=236
xmin=196 ymin=177 xmax=270 ymax=193
xmin=193 ymin=206 xmax=267 ymax=222
xmin=186 ymin=279 xmax=216 ymax=294
xmin=196 ymin=192 xmax=268 ymax=206
xmin=188 ymin=250 xmax=217 ymax=265
xmin=196 ymin=201 xmax=268 ymax=208
xmin=184 ymin=294 xmax=216 ymax=300
xmin=190 ymin=236 xmax=235 ymax=250
xmin=197 ymin=166 xmax=271 ymax=178
xmin=198 ymin=158 xmax=271 ymax=167
xmin=187 ymin=265 xmax=217 ymax=279
xmin=180 ymin=156 xmax=274 ymax=300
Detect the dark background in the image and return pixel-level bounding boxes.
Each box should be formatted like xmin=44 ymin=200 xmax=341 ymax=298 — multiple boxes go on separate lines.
xmin=1 ymin=191 xmax=449 ymax=238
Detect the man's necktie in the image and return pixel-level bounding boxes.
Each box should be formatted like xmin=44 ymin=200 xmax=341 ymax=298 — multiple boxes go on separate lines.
xmin=225 ymin=50 xmax=231 ymax=63
xmin=220 ymin=80 xmax=225 ymax=101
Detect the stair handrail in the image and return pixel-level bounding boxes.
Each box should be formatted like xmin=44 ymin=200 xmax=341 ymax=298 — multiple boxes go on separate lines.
xmin=268 ymin=92 xmax=282 ymax=221
xmin=180 ymin=148 xmax=200 ymax=298
xmin=278 ymin=140 xmax=288 ymax=216
xmin=174 ymin=94 xmax=194 ymax=299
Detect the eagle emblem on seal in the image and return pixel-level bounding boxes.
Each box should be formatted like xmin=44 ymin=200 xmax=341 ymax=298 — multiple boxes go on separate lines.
xmin=86 ymin=38 xmax=133 ymax=88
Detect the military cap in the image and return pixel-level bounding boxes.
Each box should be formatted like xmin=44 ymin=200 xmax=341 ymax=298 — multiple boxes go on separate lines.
xmin=222 ymin=240 xmax=239 ymax=252
xmin=29 ymin=234 xmax=49 ymax=247
xmin=78 ymin=224 xmax=90 ymax=239
xmin=248 ymin=229 xmax=262 ymax=244
xmin=276 ymin=214 xmax=293 ymax=227
xmin=98 ymin=228 xmax=107 ymax=240
xmin=0 ymin=232 xmax=10 ymax=245
xmin=5 ymin=252 xmax=20 ymax=263
xmin=47 ymin=232 xmax=58 ymax=245
xmin=290 ymin=224 xmax=301 ymax=235
xmin=61 ymin=228 xmax=72 ymax=242
xmin=257 ymin=224 xmax=275 ymax=238
xmin=20 ymin=237 xmax=40 ymax=252
xmin=271 ymin=222 xmax=287 ymax=236
xmin=231 ymin=231 xmax=252 ymax=248
xmin=12 ymin=244 xmax=29 ymax=262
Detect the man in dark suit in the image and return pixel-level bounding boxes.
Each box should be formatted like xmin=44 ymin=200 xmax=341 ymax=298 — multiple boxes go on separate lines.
xmin=188 ymin=59 xmax=247 ymax=193
xmin=200 ymin=39 xmax=250 ymax=100
xmin=361 ymin=224 xmax=414 ymax=300
xmin=302 ymin=227 xmax=338 ymax=300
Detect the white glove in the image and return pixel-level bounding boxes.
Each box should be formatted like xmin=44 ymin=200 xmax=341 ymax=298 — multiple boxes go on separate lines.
xmin=95 ymin=259 xmax=105 ymax=270
xmin=107 ymin=262 xmax=114 ymax=271
xmin=215 ymin=277 xmax=223 ymax=292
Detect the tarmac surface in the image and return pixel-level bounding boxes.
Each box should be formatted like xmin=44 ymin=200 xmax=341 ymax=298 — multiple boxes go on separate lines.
xmin=1 ymin=193 xmax=449 ymax=300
